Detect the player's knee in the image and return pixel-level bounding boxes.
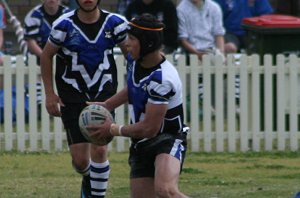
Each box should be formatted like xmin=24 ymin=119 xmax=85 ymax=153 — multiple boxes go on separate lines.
xmin=92 ymin=144 xmax=107 ymax=153
xmin=155 ymin=184 xmax=178 ymax=198
xmin=91 ymin=144 xmax=108 ymax=160
xmin=72 ymin=159 xmax=90 ymax=175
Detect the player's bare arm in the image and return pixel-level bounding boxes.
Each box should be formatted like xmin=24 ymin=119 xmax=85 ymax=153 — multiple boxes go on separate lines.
xmin=87 ymin=102 xmax=167 ymax=140
xmin=41 ymin=41 xmax=64 ymax=117
xmin=27 ymin=39 xmax=43 ymax=58
xmin=120 ymin=103 xmax=168 ymax=139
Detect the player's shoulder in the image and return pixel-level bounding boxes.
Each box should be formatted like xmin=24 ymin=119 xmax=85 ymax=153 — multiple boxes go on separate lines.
xmin=52 ymin=10 xmax=75 ymax=27
xmin=103 ymin=10 xmax=128 ymax=24
xmin=61 ymin=5 xmax=72 ymax=14
xmin=25 ymin=4 xmax=43 ymax=18
xmin=160 ymin=59 xmax=180 ymax=80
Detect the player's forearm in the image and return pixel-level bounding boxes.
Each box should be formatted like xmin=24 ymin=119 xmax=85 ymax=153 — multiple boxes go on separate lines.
xmin=110 ymin=121 xmax=159 ymax=139
xmin=110 ymin=103 xmax=166 ymax=138
xmin=27 ymin=40 xmax=43 ymax=58
xmin=105 ymin=87 xmax=128 ymax=111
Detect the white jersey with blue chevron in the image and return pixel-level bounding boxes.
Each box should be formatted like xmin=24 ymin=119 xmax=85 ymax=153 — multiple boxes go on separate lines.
xmin=24 ymin=4 xmax=71 ymax=49
xmin=48 ymin=10 xmax=127 ymax=103
xmin=127 ymin=56 xmax=186 ymax=142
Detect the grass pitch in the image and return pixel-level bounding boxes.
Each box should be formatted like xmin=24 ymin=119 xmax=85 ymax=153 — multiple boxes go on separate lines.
xmin=0 ymin=151 xmax=300 ymax=198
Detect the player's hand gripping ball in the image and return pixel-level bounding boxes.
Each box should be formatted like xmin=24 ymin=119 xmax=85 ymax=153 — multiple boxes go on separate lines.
xmin=79 ymin=104 xmax=114 ymax=146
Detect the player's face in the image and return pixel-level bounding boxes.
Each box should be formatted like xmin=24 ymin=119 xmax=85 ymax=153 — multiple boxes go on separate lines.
xmin=126 ymin=34 xmax=140 ymax=60
xmin=191 ymin=0 xmax=204 ymax=7
xmin=43 ymin=0 xmax=61 ymax=9
xmin=77 ymin=0 xmax=99 ymax=12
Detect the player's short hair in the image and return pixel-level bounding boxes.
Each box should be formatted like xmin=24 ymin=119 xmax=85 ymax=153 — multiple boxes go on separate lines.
xmin=127 ymin=13 xmax=165 ymax=58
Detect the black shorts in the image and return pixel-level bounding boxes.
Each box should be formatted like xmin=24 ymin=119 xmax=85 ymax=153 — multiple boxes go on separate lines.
xmin=60 ymin=103 xmax=88 ymax=145
xmin=128 ymin=133 xmax=187 ymax=179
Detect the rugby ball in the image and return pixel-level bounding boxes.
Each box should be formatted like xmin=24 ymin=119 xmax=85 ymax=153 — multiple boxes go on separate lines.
xmin=78 ymin=104 xmax=114 ymax=146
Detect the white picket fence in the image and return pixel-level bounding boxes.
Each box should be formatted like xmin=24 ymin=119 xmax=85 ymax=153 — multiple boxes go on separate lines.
xmin=0 ymin=54 xmax=299 ymax=152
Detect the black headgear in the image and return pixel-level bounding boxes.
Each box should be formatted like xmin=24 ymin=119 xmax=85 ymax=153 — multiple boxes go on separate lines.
xmin=127 ymin=13 xmax=165 ymax=59
xmin=75 ymin=0 xmax=101 ymax=12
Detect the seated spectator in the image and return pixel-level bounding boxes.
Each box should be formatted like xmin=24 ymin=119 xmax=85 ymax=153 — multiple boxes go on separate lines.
xmin=177 ymin=0 xmax=227 ymax=112
xmin=116 ymin=0 xmax=132 ymax=15
xmin=214 ymin=0 xmax=273 ymax=53
xmin=125 ymin=0 xmax=178 ymax=54
xmin=177 ymin=0 xmax=225 ymax=61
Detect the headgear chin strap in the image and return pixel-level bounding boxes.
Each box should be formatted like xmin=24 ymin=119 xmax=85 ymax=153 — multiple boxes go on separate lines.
xmin=127 ymin=13 xmax=165 ymax=60
xmin=76 ymin=0 xmax=101 ymax=13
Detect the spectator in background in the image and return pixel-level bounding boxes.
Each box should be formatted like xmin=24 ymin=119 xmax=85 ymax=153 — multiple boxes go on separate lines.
xmin=24 ymin=0 xmax=70 ymax=65
xmin=125 ymin=0 xmax=179 ymax=54
xmin=116 ymin=0 xmax=132 ymax=15
xmin=177 ymin=0 xmax=225 ymax=61
xmin=0 ymin=3 xmax=5 ymax=66
xmin=214 ymin=0 xmax=273 ymax=53
xmin=23 ymin=0 xmax=70 ymax=120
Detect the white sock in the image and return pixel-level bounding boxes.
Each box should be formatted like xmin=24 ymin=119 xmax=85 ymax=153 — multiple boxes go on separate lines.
xmin=90 ymin=160 xmax=110 ymax=197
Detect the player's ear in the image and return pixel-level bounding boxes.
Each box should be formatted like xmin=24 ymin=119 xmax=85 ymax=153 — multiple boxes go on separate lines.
xmin=148 ymin=41 xmax=153 ymax=48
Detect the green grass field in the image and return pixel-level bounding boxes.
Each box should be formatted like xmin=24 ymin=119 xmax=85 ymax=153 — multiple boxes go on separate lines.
xmin=1 ymin=151 xmax=300 ymax=198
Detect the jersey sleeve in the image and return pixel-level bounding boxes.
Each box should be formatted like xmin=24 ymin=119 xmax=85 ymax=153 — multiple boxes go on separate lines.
xmin=48 ymin=17 xmax=68 ymax=47
xmin=147 ymin=71 xmax=175 ymax=104
xmin=109 ymin=14 xmax=128 ymax=45
xmin=24 ymin=7 xmax=41 ymax=40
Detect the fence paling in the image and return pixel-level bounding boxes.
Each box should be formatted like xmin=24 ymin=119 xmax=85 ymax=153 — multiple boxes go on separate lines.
xmin=240 ymin=55 xmax=249 ymax=151
xmin=0 ymin=54 xmax=299 ymax=152
xmin=215 ymin=56 xmax=224 ymax=152
xmin=3 ymin=56 xmax=13 ymax=151
xmin=227 ymin=55 xmax=237 ymax=152
xmin=16 ymin=55 xmax=25 ymax=151
xmin=289 ymin=56 xmax=298 ymax=151
xmin=276 ymin=56 xmax=285 ymax=151
xmin=251 ymin=55 xmax=261 ymax=151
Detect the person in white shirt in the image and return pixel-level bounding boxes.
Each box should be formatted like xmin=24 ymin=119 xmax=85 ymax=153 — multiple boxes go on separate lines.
xmin=177 ymin=0 xmax=225 ymax=60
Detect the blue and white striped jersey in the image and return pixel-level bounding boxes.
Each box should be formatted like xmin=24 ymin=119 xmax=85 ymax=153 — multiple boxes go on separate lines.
xmin=48 ymin=10 xmax=127 ymax=103
xmin=127 ymin=56 xmax=186 ymax=139
xmin=24 ymin=4 xmax=71 ymax=49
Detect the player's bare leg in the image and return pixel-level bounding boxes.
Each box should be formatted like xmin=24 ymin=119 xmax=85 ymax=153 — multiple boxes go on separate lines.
xmin=154 ymin=154 xmax=189 ymax=198
xmin=70 ymin=143 xmax=110 ymax=197
xmin=130 ymin=178 xmax=155 ymax=198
